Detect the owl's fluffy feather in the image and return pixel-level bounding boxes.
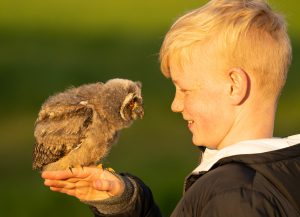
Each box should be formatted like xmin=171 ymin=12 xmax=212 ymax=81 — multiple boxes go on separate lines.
xmin=33 ymin=79 xmax=143 ymax=171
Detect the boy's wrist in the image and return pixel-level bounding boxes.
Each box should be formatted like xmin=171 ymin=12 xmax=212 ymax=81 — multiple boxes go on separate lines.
xmin=82 ymin=174 xmax=138 ymax=215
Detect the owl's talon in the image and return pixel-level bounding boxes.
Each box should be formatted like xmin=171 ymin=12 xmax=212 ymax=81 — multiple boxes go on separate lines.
xmin=106 ymin=167 xmax=115 ymax=173
xmin=69 ymin=167 xmax=73 ymax=174
xmin=97 ymin=164 xmax=103 ymax=170
xmin=81 ymin=165 xmax=84 ymax=171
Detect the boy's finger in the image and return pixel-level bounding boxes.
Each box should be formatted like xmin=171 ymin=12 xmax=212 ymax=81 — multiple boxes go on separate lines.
xmin=93 ymin=179 xmax=112 ymax=191
xmin=44 ymin=179 xmax=75 ymax=189
xmin=93 ymin=179 xmax=121 ymax=196
xmin=50 ymin=187 xmax=76 ymax=197
xmin=41 ymin=167 xmax=102 ymax=180
xmin=42 ymin=170 xmax=75 ymax=180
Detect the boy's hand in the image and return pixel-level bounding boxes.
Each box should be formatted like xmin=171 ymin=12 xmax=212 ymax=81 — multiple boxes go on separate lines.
xmin=41 ymin=167 xmax=124 ymax=201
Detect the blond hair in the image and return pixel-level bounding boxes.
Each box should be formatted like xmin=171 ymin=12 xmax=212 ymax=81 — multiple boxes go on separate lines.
xmin=160 ymin=0 xmax=292 ymax=98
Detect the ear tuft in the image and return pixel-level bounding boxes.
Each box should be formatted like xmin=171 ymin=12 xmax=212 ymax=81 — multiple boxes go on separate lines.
xmin=135 ymin=81 xmax=142 ymax=88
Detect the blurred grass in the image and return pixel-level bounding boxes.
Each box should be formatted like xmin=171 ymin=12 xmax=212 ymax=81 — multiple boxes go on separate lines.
xmin=0 ymin=0 xmax=299 ymax=216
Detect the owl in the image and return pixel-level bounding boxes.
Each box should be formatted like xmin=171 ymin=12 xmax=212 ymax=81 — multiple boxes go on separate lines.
xmin=32 ymin=78 xmax=144 ymax=171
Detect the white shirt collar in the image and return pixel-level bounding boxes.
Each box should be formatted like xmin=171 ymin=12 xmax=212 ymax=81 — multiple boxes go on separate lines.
xmin=192 ymin=134 xmax=300 ymax=174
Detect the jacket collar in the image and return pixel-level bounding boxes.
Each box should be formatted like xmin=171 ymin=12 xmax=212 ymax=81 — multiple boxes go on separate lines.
xmin=192 ymin=134 xmax=300 ymax=174
xmin=184 ymin=134 xmax=300 ymax=192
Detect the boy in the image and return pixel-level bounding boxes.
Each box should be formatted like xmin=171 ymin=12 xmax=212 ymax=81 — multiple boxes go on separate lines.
xmin=42 ymin=0 xmax=300 ymax=216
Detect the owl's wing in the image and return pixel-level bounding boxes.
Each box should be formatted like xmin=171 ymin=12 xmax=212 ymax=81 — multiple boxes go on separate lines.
xmin=32 ymin=104 xmax=93 ymax=170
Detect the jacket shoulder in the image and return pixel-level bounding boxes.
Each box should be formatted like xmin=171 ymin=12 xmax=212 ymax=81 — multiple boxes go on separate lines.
xmin=172 ymin=163 xmax=274 ymax=217
xmin=189 ymin=163 xmax=256 ymax=204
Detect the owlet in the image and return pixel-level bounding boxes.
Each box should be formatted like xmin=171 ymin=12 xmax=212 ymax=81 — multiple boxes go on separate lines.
xmin=32 ymin=78 xmax=144 ymax=171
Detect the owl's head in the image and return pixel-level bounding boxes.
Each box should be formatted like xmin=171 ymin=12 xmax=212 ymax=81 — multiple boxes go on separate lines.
xmin=101 ymin=78 xmax=144 ymax=129
xmin=120 ymin=90 xmax=144 ymax=121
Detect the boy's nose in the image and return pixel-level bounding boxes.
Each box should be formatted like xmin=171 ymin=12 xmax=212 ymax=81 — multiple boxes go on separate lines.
xmin=171 ymin=96 xmax=184 ymax=113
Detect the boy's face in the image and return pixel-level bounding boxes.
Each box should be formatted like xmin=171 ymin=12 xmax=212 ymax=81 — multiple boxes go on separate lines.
xmin=169 ymin=44 xmax=234 ymax=149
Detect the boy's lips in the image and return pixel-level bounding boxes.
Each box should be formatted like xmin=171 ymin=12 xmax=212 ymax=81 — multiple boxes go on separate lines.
xmin=183 ymin=115 xmax=194 ymax=128
xmin=187 ymin=120 xmax=194 ymax=128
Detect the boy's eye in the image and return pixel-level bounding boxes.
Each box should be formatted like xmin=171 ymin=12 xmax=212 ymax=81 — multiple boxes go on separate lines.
xmin=180 ymin=87 xmax=190 ymax=92
xmin=180 ymin=89 xmax=191 ymax=94
xmin=175 ymin=85 xmax=191 ymax=94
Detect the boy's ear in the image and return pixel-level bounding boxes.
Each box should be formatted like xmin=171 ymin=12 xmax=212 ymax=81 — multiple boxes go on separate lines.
xmin=226 ymin=67 xmax=249 ymax=105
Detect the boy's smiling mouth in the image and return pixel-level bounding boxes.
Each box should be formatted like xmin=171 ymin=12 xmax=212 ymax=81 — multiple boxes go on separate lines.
xmin=188 ymin=120 xmax=194 ymax=128
xmin=183 ymin=115 xmax=194 ymax=128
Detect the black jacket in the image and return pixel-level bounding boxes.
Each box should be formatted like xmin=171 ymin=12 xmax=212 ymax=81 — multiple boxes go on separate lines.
xmin=92 ymin=143 xmax=300 ymax=217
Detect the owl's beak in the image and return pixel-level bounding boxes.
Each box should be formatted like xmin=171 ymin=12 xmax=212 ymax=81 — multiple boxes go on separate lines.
xmin=132 ymin=104 xmax=144 ymax=120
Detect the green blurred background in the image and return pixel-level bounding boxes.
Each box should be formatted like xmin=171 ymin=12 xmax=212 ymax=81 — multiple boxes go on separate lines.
xmin=0 ymin=0 xmax=299 ymax=216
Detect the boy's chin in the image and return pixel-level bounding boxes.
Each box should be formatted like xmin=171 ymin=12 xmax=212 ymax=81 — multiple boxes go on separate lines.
xmin=192 ymin=135 xmax=203 ymax=147
xmin=192 ymin=136 xmax=217 ymax=149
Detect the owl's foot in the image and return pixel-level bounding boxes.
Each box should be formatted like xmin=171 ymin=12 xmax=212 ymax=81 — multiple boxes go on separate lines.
xmin=106 ymin=167 xmax=115 ymax=173
xmin=97 ymin=163 xmax=103 ymax=169
xmin=68 ymin=166 xmax=74 ymax=174
xmin=68 ymin=165 xmax=85 ymax=172
xmin=96 ymin=164 xmax=115 ymax=173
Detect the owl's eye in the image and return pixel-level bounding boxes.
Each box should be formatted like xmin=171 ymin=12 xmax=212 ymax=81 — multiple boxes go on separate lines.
xmin=129 ymin=101 xmax=135 ymax=109
xmin=129 ymin=97 xmax=138 ymax=110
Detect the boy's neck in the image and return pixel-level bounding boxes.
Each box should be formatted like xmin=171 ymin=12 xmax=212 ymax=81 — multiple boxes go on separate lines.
xmin=217 ymin=100 xmax=276 ymax=150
